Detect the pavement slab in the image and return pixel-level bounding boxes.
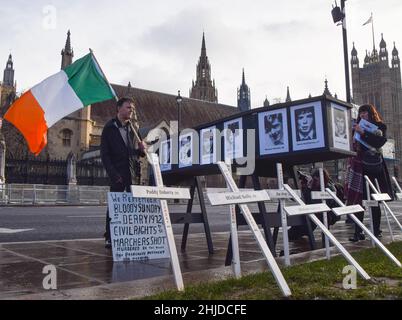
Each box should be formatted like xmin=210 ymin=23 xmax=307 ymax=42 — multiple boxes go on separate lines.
xmin=0 ymin=204 xmax=401 ymax=300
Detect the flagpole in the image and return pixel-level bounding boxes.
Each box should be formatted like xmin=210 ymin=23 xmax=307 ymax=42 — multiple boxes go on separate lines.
xmin=340 ymin=0 xmax=351 ymax=103
xmin=89 ymin=49 xmax=118 ymax=102
xmin=89 ymin=49 xmax=144 ymax=145
xmin=371 ymin=12 xmax=376 ymax=51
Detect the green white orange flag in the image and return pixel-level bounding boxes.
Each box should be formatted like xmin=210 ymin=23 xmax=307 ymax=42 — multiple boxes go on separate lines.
xmin=4 ymin=52 xmax=116 ymax=155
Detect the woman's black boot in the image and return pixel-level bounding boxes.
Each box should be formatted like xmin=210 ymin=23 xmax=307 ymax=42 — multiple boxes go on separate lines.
xmin=349 ymin=232 xmax=365 ymax=242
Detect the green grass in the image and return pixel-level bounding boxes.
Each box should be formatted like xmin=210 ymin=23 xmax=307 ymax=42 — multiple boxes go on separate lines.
xmin=143 ymin=241 xmax=402 ymax=300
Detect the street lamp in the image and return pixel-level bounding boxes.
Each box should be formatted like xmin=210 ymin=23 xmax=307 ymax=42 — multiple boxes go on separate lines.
xmin=331 ymin=0 xmax=351 ymax=103
xmin=176 ymin=90 xmax=183 ymax=132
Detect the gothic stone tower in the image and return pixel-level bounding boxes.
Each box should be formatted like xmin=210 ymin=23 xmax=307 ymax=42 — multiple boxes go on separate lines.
xmin=0 ymin=54 xmax=16 ymax=115
xmin=61 ymin=30 xmax=74 ymax=70
xmin=237 ymin=69 xmax=251 ymax=112
xmin=351 ymin=35 xmax=402 ymax=178
xmin=189 ymin=33 xmax=218 ymax=102
xmin=47 ymin=30 xmax=93 ymax=160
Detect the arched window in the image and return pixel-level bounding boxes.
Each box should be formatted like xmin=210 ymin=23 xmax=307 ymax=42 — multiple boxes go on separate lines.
xmin=61 ymin=129 xmax=73 ymax=147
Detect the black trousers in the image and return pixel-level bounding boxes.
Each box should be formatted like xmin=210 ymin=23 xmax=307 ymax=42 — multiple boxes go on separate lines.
xmin=353 ymin=174 xmax=382 ymax=235
xmin=354 ymin=206 xmax=381 ymax=235
xmin=104 ymin=184 xmax=130 ymax=241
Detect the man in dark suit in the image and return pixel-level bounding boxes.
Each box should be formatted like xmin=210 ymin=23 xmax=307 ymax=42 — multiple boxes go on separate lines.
xmin=100 ymin=97 xmax=146 ymax=248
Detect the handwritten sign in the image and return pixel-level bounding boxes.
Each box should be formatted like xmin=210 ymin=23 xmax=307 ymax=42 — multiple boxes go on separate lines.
xmin=108 ymin=192 xmax=169 ymax=262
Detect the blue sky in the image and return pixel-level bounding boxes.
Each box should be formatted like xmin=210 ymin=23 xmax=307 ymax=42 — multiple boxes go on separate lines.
xmin=0 ymin=0 xmax=401 ymax=107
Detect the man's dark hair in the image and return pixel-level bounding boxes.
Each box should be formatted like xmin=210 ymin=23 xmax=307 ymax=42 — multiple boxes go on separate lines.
xmin=295 ymin=107 xmax=315 ymax=129
xmin=116 ymin=97 xmax=135 ymax=109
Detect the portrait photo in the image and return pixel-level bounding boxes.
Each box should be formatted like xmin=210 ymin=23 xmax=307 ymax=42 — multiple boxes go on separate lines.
xmin=160 ymin=139 xmax=172 ymax=171
xmin=331 ymin=103 xmax=350 ymax=151
xmin=258 ymin=108 xmax=289 ymax=155
xmin=295 ymin=106 xmax=316 ymax=141
xmin=291 ymin=102 xmax=325 ymax=151
xmin=179 ymin=133 xmax=193 ymax=168
xmin=224 ymin=118 xmax=243 ymax=160
xmin=200 ymin=126 xmax=217 ymax=165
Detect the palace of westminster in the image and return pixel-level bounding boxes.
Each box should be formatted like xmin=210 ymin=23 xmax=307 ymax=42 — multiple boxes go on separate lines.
xmin=0 ymin=31 xmax=401 ymax=181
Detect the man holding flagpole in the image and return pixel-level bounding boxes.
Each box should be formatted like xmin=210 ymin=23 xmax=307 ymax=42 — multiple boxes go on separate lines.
xmin=100 ymin=97 xmax=146 ymax=249
xmin=3 ymin=50 xmax=149 ymax=249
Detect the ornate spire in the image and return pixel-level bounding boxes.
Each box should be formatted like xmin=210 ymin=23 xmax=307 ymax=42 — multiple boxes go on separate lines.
xmin=61 ymin=30 xmax=74 ymax=70
xmin=3 ymin=53 xmax=14 ymax=87
xmin=379 ymin=33 xmax=386 ymax=48
xmin=189 ymin=33 xmax=218 ymax=103
xmin=351 ymin=42 xmax=359 ymax=69
xmin=392 ymin=42 xmax=400 ymax=69
xmin=65 ymin=30 xmax=72 ymax=53
xmin=351 ymin=42 xmax=357 ymax=56
xmin=392 ymin=41 xmax=399 ymax=56
xmin=263 ymin=96 xmax=270 ymax=107
xmin=364 ymin=50 xmax=370 ymax=65
xmin=379 ymin=33 xmax=388 ymax=62
xmin=201 ymin=32 xmax=206 ymax=57
xmin=323 ymin=78 xmax=332 ymax=96
xmin=285 ymin=86 xmax=291 ymax=102
xmin=237 ymin=68 xmax=251 ymax=111
xmin=125 ymin=81 xmax=132 ymax=95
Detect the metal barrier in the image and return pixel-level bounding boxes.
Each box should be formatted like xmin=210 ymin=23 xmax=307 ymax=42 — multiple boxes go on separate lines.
xmin=0 ymin=184 xmax=109 ymax=205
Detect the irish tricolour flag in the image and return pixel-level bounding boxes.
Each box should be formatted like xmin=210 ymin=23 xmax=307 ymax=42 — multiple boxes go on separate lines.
xmin=4 ymin=52 xmax=116 ymax=155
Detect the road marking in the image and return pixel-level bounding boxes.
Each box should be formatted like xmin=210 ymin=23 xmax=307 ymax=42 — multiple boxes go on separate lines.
xmin=46 ymin=243 xmax=111 ymax=258
xmin=66 ymin=215 xmax=104 ymax=218
xmin=0 ymin=238 xmax=104 ymax=245
xmin=0 ymin=228 xmax=34 ymax=234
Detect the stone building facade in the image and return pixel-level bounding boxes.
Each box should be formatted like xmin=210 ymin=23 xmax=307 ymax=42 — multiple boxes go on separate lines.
xmin=351 ymin=35 xmax=402 ymax=177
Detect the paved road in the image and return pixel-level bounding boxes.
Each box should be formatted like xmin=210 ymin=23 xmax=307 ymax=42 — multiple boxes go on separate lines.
xmin=1 ymin=202 xmax=401 ymax=243
xmin=0 ymin=204 xmax=234 ymax=243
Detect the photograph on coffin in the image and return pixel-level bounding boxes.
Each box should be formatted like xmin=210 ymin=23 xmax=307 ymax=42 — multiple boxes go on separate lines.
xmin=224 ymin=117 xmax=243 ymax=160
xmin=290 ymin=102 xmax=325 ymax=151
xmin=258 ymin=108 xmax=289 ymax=155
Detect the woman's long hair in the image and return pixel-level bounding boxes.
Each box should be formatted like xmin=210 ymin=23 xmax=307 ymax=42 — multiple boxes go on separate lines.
xmin=358 ymin=104 xmax=383 ymax=123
